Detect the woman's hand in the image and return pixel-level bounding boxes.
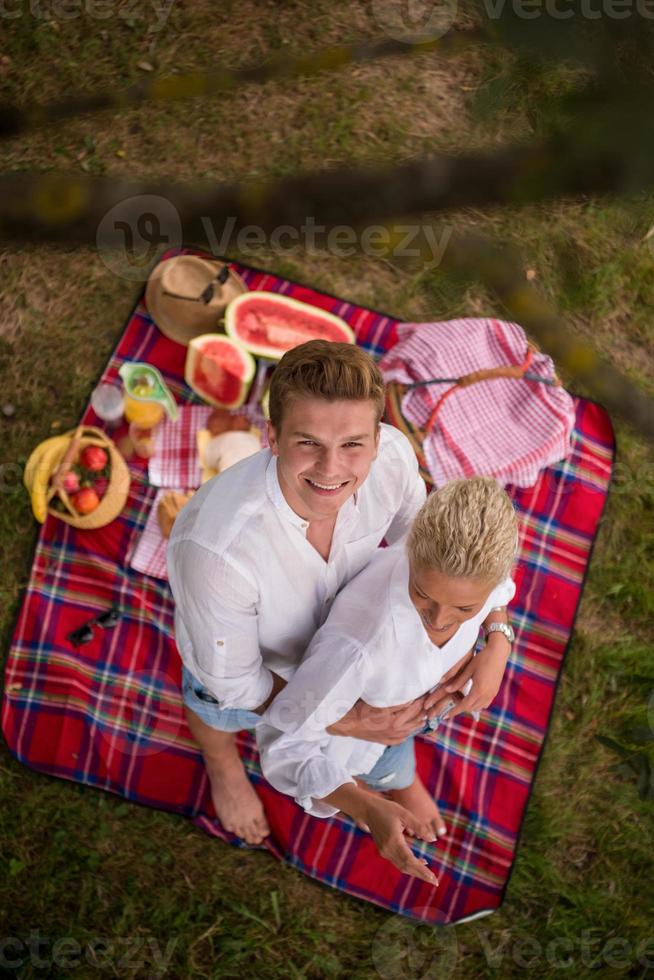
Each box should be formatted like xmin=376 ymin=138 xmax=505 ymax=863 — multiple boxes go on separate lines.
xmin=363 ymin=797 xmax=439 ymax=886
xmin=426 ymin=638 xmax=511 ymax=722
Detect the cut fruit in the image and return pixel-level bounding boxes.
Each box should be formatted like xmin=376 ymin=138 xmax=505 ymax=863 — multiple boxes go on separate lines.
xmin=225 ymin=291 xmax=355 ymax=360
xmin=185 ymin=334 xmax=256 ymax=409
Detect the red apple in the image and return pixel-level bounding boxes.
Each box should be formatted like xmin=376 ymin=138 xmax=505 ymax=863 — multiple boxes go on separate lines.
xmin=80 ymin=446 xmax=108 ymax=472
xmin=72 ymin=488 xmax=100 ymax=514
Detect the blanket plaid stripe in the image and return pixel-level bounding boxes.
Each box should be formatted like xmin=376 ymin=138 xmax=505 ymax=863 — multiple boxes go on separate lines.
xmin=1 ymin=248 xmax=614 ymax=926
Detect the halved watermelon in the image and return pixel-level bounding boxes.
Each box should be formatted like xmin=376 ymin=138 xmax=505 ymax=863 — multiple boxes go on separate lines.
xmin=185 ymin=334 xmax=256 ymax=409
xmin=225 ymin=291 xmax=355 ymax=360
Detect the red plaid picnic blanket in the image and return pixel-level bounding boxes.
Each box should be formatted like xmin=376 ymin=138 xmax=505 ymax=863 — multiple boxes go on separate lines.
xmin=1 ymin=248 xmax=615 ymax=926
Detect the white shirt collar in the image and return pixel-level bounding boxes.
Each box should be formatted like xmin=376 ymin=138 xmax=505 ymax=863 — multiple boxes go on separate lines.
xmin=265 ymin=455 xmax=311 ymax=531
xmin=389 ymin=549 xmax=513 ymax=652
xmin=388 ymin=549 xmax=428 ymax=648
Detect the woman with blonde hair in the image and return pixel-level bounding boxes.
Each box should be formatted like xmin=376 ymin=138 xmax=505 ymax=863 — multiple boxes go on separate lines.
xmin=259 ymin=476 xmax=519 ymax=886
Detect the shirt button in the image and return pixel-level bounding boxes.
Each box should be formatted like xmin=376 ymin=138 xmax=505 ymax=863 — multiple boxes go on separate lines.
xmin=216 ymin=640 xmax=224 ymax=647
xmin=300 ymin=522 xmax=308 ymax=529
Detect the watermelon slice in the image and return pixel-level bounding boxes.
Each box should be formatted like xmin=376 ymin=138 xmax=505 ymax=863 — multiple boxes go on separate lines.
xmin=225 ymin=291 xmax=355 ymax=360
xmin=184 ymin=335 xmax=256 ymax=409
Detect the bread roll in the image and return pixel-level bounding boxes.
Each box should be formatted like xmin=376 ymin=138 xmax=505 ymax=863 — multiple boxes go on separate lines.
xmin=157 ymin=491 xmax=194 ymax=539
xmin=203 ymin=431 xmax=261 ymax=473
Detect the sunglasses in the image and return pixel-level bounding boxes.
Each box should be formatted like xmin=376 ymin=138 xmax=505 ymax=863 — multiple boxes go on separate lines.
xmin=162 ymin=264 xmax=230 ymax=305
xmin=67 ymin=607 xmax=121 ymax=648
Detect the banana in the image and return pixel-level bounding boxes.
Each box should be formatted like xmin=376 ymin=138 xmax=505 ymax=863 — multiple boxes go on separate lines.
xmin=23 ymin=435 xmax=69 ymax=493
xmin=25 ymin=436 xmax=72 ymax=523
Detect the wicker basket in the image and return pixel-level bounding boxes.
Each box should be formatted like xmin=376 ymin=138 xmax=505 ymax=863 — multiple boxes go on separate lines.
xmin=48 ymin=425 xmax=130 ymax=530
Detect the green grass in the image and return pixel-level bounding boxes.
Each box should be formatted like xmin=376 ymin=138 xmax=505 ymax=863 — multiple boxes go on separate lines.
xmin=1 ymin=4 xmax=653 ymax=978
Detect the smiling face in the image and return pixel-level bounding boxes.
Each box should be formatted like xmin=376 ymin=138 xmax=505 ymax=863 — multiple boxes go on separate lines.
xmin=267 ymin=396 xmax=380 ymax=522
xmin=408 ymin=562 xmax=494 ymax=643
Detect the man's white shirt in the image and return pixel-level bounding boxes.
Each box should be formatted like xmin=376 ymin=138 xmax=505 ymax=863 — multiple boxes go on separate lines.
xmin=258 ymin=544 xmax=516 ymax=818
xmin=167 ymin=423 xmax=426 ymax=710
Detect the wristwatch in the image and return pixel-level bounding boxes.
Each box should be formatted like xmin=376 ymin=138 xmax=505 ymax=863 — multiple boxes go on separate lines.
xmin=485 ymin=622 xmax=515 ymax=644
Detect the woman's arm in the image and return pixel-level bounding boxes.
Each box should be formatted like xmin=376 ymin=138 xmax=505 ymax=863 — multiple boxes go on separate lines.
xmin=322 ymin=783 xmax=439 ymax=885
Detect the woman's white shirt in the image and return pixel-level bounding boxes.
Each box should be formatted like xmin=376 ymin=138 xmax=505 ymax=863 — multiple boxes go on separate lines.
xmin=258 ymin=545 xmax=516 ymax=817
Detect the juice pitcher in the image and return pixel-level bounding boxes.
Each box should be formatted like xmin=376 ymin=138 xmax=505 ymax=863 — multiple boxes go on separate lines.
xmin=118 ymin=362 xmax=179 ymax=429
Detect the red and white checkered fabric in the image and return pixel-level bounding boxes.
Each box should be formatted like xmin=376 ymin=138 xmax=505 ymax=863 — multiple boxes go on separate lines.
xmin=380 ymin=318 xmax=576 ymax=487
xmin=129 ymin=487 xmax=184 ymax=580
xmin=148 ymin=406 xmax=211 ymax=489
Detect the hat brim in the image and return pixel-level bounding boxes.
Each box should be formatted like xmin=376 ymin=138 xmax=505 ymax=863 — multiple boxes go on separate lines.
xmin=145 ymin=256 xmax=248 ymax=346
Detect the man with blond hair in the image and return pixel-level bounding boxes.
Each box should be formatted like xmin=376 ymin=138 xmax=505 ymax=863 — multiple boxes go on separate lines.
xmin=259 ymin=476 xmax=518 ymax=885
xmin=168 ymin=340 xmax=428 ymax=844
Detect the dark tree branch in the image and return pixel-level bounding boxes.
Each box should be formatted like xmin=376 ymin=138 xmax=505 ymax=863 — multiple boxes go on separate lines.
xmin=0 ymin=30 xmax=485 ymax=140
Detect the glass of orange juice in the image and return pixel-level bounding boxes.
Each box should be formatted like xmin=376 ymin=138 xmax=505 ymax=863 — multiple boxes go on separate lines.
xmin=118 ymin=363 xmax=178 ymax=457
xmin=123 ymin=387 xmax=165 ymax=428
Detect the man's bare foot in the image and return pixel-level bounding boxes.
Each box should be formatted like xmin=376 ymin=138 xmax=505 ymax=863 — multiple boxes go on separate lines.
xmin=387 ymin=775 xmax=447 ymax=841
xmin=184 ymin=706 xmax=269 ymax=845
xmin=206 ymin=748 xmax=270 ymax=845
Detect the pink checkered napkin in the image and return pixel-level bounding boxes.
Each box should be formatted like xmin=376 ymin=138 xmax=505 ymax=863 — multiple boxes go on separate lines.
xmin=148 ymin=405 xmax=211 ymax=488
xmin=130 ymin=488 xmax=183 ymax=580
xmin=380 ymin=318 xmax=576 ymax=488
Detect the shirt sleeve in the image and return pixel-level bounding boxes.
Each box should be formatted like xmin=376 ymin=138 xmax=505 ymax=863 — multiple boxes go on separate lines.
xmin=488 ymin=576 xmax=517 ymax=609
xmin=383 ymin=429 xmax=427 ymax=545
xmin=257 ymin=632 xmax=369 ymax=818
xmin=167 ymin=537 xmax=273 ymax=711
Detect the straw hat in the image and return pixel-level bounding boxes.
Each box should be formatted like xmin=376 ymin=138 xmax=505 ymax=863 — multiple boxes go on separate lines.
xmin=145 ymin=255 xmax=248 ymax=346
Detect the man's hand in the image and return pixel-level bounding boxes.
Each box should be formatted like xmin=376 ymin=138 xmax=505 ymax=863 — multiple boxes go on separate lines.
xmin=425 ymin=637 xmax=510 ymax=722
xmin=253 ymin=672 xmax=287 ymax=715
xmin=327 ymin=697 xmax=427 ymax=745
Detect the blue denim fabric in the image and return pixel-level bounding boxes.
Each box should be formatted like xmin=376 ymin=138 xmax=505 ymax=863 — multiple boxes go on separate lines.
xmin=356 ymin=697 xmax=460 ymax=792
xmin=357 ymin=735 xmax=417 ymax=791
xmin=181 ymin=664 xmax=261 ymax=732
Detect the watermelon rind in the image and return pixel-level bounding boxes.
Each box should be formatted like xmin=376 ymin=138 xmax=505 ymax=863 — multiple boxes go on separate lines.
xmin=184 ymin=333 xmax=256 ymax=409
xmin=224 ymin=291 xmax=355 ymax=360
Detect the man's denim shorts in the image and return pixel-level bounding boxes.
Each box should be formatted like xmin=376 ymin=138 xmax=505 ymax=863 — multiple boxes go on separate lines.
xmin=357 ymin=735 xmax=417 ymax=791
xmin=181 ymin=664 xmax=260 ymax=733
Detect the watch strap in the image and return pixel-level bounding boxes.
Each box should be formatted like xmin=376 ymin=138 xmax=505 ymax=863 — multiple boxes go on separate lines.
xmin=485 ymin=621 xmax=515 ymax=643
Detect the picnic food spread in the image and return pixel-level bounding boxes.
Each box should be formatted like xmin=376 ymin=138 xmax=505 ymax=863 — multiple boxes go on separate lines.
xmin=21 ymin=258 xmax=360 ymax=559
xmin=22 ymin=253 xmax=575 ymax=554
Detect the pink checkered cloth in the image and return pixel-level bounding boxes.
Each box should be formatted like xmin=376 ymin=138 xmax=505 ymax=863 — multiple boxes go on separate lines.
xmin=148 ymin=406 xmax=212 ymax=488
xmin=129 ymin=488 xmax=184 ymax=580
xmin=380 ymin=318 xmax=576 ymax=487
